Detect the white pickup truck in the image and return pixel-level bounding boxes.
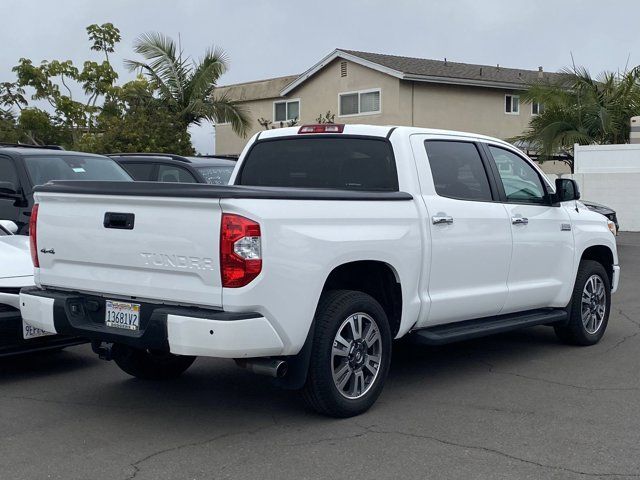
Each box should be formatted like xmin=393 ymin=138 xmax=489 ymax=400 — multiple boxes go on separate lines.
xmin=20 ymin=124 xmax=619 ymax=417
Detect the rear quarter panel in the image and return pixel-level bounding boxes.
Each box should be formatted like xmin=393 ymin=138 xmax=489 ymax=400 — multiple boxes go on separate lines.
xmin=220 ymin=197 xmax=423 ymax=354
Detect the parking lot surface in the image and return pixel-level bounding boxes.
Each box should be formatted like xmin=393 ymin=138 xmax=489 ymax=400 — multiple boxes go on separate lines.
xmin=1 ymin=234 xmax=639 ymax=480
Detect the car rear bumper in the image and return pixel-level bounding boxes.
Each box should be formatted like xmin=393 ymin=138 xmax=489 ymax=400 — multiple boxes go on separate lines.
xmin=0 ymin=302 xmax=86 ymax=357
xmin=20 ymin=287 xmax=284 ymax=358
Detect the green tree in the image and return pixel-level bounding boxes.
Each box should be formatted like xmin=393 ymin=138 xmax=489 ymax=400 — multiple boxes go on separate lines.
xmin=513 ymin=66 xmax=640 ymax=172
xmin=6 ymin=23 xmax=121 ymax=145
xmin=125 ymin=32 xmax=249 ymax=136
xmin=75 ymin=77 xmax=193 ymax=155
xmin=87 ymin=23 xmax=122 ymax=62
xmin=0 ymin=109 xmax=21 ymax=143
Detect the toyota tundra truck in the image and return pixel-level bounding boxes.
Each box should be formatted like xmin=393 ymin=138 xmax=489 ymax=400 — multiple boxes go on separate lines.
xmin=20 ymin=124 xmax=620 ymax=417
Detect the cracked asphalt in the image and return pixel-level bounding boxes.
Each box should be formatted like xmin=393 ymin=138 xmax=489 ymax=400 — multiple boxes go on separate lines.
xmin=2 ymin=233 xmax=640 ymax=480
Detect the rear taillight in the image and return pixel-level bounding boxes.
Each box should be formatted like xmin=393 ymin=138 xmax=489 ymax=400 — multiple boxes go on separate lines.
xmin=29 ymin=203 xmax=39 ymax=268
xmin=220 ymin=214 xmax=262 ymax=288
xmin=298 ymin=124 xmax=345 ymax=134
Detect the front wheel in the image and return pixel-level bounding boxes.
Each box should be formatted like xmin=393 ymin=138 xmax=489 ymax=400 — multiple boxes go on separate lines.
xmin=112 ymin=344 xmax=196 ymax=380
xmin=302 ymin=290 xmax=392 ymax=417
xmin=555 ymin=260 xmax=611 ymax=346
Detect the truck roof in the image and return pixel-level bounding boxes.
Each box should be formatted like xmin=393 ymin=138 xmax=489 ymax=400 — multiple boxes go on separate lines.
xmin=256 ymin=124 xmax=515 ymax=149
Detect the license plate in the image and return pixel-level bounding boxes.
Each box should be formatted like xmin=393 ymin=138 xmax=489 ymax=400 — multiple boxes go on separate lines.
xmin=23 ymin=322 xmax=55 ymax=340
xmin=105 ymin=300 xmax=140 ymax=331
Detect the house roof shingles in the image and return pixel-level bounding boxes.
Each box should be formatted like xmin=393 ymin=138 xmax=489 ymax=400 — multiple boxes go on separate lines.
xmin=216 ymin=74 xmax=299 ymax=102
xmin=340 ymin=49 xmax=564 ymax=87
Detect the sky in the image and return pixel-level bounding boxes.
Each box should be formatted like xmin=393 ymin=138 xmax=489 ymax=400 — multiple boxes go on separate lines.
xmin=1 ymin=0 xmax=638 ymax=153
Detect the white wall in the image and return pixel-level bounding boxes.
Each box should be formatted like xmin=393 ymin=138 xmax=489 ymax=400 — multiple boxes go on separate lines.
xmin=574 ymin=144 xmax=640 ymax=173
xmin=572 ymin=144 xmax=640 ymax=232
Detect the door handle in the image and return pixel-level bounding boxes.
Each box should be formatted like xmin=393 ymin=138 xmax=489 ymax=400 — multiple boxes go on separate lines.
xmin=511 ymin=216 xmax=529 ymax=225
xmin=432 ymin=215 xmax=454 ymax=225
xmin=104 ymin=212 xmax=135 ymax=230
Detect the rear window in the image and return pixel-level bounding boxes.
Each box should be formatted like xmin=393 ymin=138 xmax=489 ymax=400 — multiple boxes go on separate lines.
xmin=196 ymin=166 xmax=235 ymax=185
xmin=24 ymin=154 xmax=132 ymax=186
xmin=237 ymin=137 xmax=398 ymax=191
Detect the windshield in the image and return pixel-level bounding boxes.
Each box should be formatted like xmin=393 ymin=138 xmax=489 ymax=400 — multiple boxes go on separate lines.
xmin=195 ymin=165 xmax=235 ymax=185
xmin=237 ymin=137 xmax=398 ymax=191
xmin=23 ymin=154 xmax=132 ymax=186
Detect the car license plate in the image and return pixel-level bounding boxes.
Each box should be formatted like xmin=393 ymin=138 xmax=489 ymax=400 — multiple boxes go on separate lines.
xmin=23 ymin=322 xmax=55 ymax=340
xmin=105 ymin=300 xmax=140 ymax=331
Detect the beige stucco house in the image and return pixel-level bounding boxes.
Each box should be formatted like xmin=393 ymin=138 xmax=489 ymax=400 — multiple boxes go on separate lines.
xmin=215 ymin=49 xmax=566 ymax=172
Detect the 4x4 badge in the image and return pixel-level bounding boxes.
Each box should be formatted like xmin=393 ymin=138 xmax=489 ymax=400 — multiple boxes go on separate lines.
xmin=561 ymin=224 xmax=572 ymax=231
xmin=40 ymin=248 xmax=55 ymax=254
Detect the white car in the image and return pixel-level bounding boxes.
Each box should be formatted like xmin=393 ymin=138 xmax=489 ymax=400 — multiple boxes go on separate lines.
xmin=0 ymin=220 xmax=85 ymax=356
xmin=20 ymin=125 xmax=619 ymax=416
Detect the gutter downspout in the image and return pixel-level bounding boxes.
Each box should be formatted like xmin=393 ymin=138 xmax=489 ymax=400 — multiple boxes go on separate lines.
xmin=411 ymin=81 xmax=415 ymax=126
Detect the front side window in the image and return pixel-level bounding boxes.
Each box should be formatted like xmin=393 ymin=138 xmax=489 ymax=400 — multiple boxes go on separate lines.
xmin=489 ymin=146 xmax=545 ymax=204
xmin=424 ymin=141 xmax=493 ymax=201
xmin=238 ymin=137 xmax=398 ymax=191
xmin=23 ymin=154 xmax=131 ymax=186
xmin=505 ymin=94 xmax=520 ymax=114
xmin=274 ymin=100 xmax=300 ymax=122
xmin=0 ymin=157 xmax=19 ymax=190
xmin=339 ymin=89 xmax=381 ymax=116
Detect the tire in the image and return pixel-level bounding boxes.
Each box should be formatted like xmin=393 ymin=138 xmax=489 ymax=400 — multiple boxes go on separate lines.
xmin=112 ymin=344 xmax=196 ymax=380
xmin=302 ymin=290 xmax=392 ymax=418
xmin=555 ymin=260 xmax=611 ymax=346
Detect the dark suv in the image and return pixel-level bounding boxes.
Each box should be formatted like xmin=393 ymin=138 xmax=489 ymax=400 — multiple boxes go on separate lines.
xmin=0 ymin=144 xmax=132 ymax=234
xmin=107 ymin=153 xmax=237 ymax=185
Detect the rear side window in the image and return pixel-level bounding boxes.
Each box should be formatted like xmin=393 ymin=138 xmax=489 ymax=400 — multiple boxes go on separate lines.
xmin=196 ymin=166 xmax=235 ymax=185
xmin=120 ymin=162 xmax=156 ymax=181
xmin=238 ymin=137 xmax=398 ymax=191
xmin=424 ymin=141 xmax=493 ymax=201
xmin=157 ymin=165 xmax=197 ymax=183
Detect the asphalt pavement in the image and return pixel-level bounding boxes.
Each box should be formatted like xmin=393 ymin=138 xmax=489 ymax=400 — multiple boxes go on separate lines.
xmin=1 ymin=233 xmax=639 ymax=479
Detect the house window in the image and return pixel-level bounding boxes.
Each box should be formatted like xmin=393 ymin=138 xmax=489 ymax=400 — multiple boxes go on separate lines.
xmin=339 ymin=89 xmax=381 ymax=116
xmin=274 ymin=99 xmax=300 ymax=122
xmin=531 ymin=101 xmax=544 ymax=115
xmin=505 ymin=94 xmax=520 ymax=114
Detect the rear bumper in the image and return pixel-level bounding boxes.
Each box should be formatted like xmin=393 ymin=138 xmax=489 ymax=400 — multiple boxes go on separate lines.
xmin=19 ymin=287 xmax=284 ymax=358
xmin=611 ymin=265 xmax=620 ymax=294
xmin=0 ymin=303 xmax=86 ymax=357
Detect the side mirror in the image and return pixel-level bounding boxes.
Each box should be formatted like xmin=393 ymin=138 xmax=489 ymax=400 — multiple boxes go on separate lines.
xmin=0 ymin=220 xmax=18 ymax=234
xmin=555 ymin=178 xmax=581 ymax=202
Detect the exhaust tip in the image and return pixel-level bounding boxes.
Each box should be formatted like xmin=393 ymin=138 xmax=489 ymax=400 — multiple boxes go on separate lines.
xmin=275 ymin=360 xmax=288 ymax=378
xmin=236 ymin=358 xmax=288 ymax=378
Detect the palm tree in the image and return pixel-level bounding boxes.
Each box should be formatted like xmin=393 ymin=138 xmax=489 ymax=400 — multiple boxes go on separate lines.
xmin=513 ymin=66 xmax=640 ymax=172
xmin=125 ymin=33 xmax=249 ymax=136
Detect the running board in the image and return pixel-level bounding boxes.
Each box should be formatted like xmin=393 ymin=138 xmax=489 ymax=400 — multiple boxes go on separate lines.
xmin=410 ymin=309 xmax=567 ymax=346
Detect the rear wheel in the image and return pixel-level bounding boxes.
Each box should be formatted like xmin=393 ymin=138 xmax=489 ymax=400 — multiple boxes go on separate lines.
xmin=112 ymin=344 xmax=196 ymax=380
xmin=555 ymin=260 xmax=611 ymax=346
xmin=302 ymin=290 xmax=392 ymax=417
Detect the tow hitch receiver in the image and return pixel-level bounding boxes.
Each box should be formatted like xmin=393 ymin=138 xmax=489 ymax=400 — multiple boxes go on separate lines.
xmin=91 ymin=341 xmax=114 ymax=361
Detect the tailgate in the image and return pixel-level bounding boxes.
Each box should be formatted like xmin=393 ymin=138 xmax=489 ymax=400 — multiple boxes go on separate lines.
xmin=35 ymin=192 xmax=223 ymax=308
